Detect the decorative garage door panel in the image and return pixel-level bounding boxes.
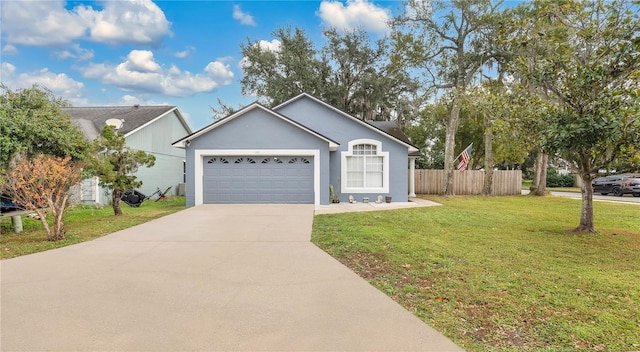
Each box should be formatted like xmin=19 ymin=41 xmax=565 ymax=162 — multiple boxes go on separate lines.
xmin=203 ymin=156 xmax=313 ymax=204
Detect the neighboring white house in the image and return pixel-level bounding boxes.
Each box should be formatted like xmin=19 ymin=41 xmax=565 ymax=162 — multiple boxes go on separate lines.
xmin=64 ymin=105 xmax=192 ymax=204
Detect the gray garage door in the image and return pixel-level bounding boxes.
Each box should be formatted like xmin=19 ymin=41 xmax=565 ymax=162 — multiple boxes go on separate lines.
xmin=203 ymin=156 xmax=314 ymax=204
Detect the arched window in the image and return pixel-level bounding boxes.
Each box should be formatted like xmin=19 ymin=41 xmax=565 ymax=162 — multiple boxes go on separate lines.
xmin=341 ymin=139 xmax=389 ymax=193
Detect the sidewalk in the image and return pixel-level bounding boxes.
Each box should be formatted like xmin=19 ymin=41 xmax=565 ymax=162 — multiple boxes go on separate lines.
xmin=315 ymin=197 xmax=441 ymax=214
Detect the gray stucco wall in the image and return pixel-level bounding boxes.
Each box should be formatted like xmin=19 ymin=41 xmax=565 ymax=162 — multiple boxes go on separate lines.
xmin=276 ymin=97 xmax=409 ymax=203
xmin=184 ymin=107 xmax=331 ymax=206
xmin=126 ymin=110 xmax=189 ymax=198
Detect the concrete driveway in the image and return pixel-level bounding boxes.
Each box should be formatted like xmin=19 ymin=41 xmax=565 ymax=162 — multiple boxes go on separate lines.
xmin=1 ymin=204 xmax=463 ymax=351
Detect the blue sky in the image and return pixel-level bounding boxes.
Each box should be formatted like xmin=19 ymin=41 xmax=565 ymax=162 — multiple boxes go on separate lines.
xmin=1 ymin=0 xmax=402 ymax=130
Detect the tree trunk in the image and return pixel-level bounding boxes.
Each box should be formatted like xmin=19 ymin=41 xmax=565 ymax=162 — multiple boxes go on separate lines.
xmin=531 ymin=151 xmax=541 ymax=192
xmin=50 ymin=194 xmax=69 ymax=241
xmin=575 ymin=172 xmax=596 ymax=233
xmin=530 ymin=151 xmax=548 ymax=196
xmin=443 ymin=102 xmax=461 ymax=195
xmin=52 ymin=207 xmax=65 ymax=241
xmin=482 ymin=116 xmax=494 ymax=196
xmin=536 ymin=153 xmax=548 ymax=195
xmin=34 ymin=209 xmax=53 ymax=241
xmin=112 ymin=189 xmax=123 ymax=216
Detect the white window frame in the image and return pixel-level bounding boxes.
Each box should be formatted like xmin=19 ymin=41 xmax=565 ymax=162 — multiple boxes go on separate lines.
xmin=341 ymin=139 xmax=389 ymax=193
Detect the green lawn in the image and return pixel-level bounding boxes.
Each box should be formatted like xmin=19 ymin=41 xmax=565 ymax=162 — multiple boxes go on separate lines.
xmin=1 ymin=197 xmax=186 ymax=259
xmin=312 ymin=195 xmax=640 ymax=351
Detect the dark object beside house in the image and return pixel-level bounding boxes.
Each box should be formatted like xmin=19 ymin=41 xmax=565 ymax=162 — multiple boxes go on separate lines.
xmin=120 ymin=189 xmax=147 ymax=207
xmin=120 ymin=187 xmax=172 ymax=207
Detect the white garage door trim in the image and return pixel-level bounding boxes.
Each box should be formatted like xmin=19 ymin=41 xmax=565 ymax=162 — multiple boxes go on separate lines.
xmin=194 ymin=149 xmax=320 ymax=206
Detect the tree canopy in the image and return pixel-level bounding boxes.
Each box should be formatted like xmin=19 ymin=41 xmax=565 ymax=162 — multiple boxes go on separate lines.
xmin=239 ymin=26 xmax=420 ymax=123
xmin=392 ymin=0 xmax=504 ymax=195
xmin=503 ymin=0 xmax=640 ymax=232
xmin=0 ymin=84 xmax=88 ymax=173
xmin=86 ymin=126 xmax=155 ymax=216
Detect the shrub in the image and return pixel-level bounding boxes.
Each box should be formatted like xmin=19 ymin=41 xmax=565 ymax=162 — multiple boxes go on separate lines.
xmin=546 ymin=168 xmax=574 ymax=187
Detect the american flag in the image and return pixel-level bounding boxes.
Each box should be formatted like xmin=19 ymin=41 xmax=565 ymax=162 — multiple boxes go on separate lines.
xmin=457 ymin=144 xmax=472 ymax=173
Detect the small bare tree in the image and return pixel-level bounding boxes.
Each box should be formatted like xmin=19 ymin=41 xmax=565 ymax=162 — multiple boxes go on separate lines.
xmin=5 ymin=154 xmax=83 ymax=241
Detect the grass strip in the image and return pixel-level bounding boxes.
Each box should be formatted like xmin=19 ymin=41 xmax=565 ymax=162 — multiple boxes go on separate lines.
xmin=1 ymin=197 xmax=186 ymax=259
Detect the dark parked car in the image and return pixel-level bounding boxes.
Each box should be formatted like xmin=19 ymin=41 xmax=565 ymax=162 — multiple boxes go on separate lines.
xmin=620 ymin=178 xmax=640 ymax=197
xmin=1 ymin=194 xmax=22 ymax=213
xmin=592 ymin=175 xmax=640 ymax=197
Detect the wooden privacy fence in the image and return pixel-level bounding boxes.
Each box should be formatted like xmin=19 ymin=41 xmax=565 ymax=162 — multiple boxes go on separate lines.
xmin=414 ymin=169 xmax=522 ymax=196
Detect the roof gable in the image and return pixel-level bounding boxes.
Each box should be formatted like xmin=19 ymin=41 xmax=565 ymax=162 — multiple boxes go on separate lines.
xmin=172 ymin=102 xmax=339 ymax=149
xmin=273 ymin=93 xmax=419 ymax=153
xmin=63 ymin=106 xmax=191 ymax=140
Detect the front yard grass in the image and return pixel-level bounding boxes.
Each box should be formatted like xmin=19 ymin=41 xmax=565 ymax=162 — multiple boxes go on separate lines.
xmin=312 ymin=195 xmax=639 ymax=351
xmin=1 ymin=197 xmax=186 ymax=259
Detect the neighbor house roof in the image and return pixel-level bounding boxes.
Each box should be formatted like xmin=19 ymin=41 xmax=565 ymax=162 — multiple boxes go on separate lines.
xmin=172 ymin=102 xmax=340 ymax=150
xmin=366 ymin=120 xmax=421 ymax=157
xmin=273 ymin=93 xmax=419 ymax=154
xmin=62 ymin=105 xmax=191 ymax=141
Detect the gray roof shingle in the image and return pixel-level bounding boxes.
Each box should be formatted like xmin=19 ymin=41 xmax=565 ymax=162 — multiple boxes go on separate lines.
xmin=62 ymin=106 xmax=177 ymax=140
xmin=367 ymin=120 xmax=421 ymax=157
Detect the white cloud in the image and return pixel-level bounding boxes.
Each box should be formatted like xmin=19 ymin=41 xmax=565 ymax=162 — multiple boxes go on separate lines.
xmin=81 ymin=63 xmax=110 ymax=79
xmin=317 ymin=0 xmax=391 ymax=34
xmin=257 ymin=39 xmax=282 ymax=52
xmin=232 ymin=5 xmax=256 ymax=26
xmin=0 ymin=0 xmax=88 ymax=46
xmin=175 ymin=46 xmax=195 ymax=58
xmin=175 ymin=50 xmax=189 ymax=59
xmin=118 ymin=95 xmax=168 ymax=106
xmin=54 ymin=44 xmax=94 ymax=61
xmin=205 ymin=62 xmax=234 ymax=83
xmin=1 ymin=62 xmax=85 ymax=102
xmin=239 ymin=39 xmax=282 ymax=69
xmin=217 ymin=56 xmax=235 ymax=64
xmin=79 ymin=50 xmax=234 ymax=97
xmin=2 ymin=44 xmax=18 ymax=55
xmin=1 ymin=62 xmax=16 ymax=79
xmin=124 ymin=50 xmax=162 ymax=73
xmin=78 ymin=0 xmax=172 ymax=46
xmin=0 ymin=0 xmax=171 ymax=47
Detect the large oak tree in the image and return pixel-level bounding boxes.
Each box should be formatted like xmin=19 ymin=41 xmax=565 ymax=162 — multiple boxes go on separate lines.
xmin=505 ymin=0 xmax=640 ymax=232
xmin=239 ymin=26 xmax=420 ymax=123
